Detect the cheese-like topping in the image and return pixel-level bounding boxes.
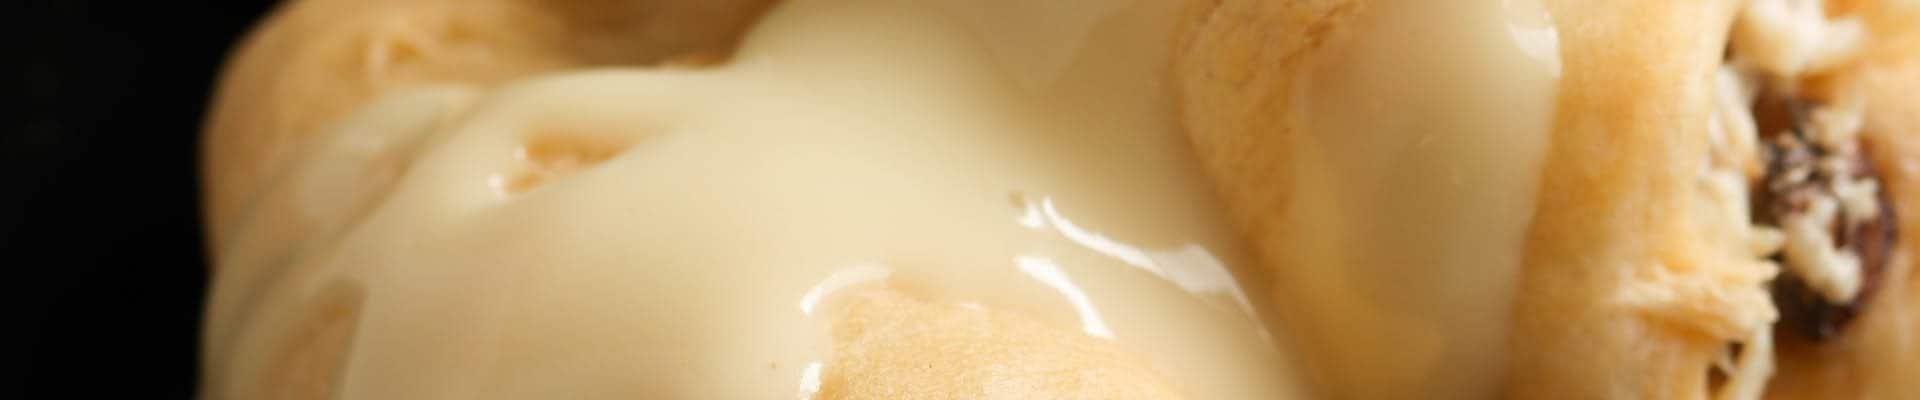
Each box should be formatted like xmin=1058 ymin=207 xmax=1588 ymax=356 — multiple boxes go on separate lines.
xmin=1691 ymin=64 xmax=1781 ymax=340
xmin=1714 ymin=327 xmax=1776 ymax=400
xmin=204 ymin=0 xmax=1307 ymax=398
xmin=1703 ymin=2 xmax=1893 ymax=396
xmin=1274 ymin=0 xmax=1561 ymax=397
xmin=1811 ymin=94 xmax=1866 ymax=151
xmin=1834 ymin=172 xmax=1883 ymax=225
xmin=1784 ymin=196 xmax=1866 ymax=302
xmin=1706 ymin=65 xmax=1779 ymax=262
xmin=1732 ymin=0 xmax=1866 ymax=80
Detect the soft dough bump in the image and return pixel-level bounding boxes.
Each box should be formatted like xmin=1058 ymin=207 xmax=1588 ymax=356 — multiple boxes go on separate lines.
xmin=201 ymin=0 xmax=776 ymax=248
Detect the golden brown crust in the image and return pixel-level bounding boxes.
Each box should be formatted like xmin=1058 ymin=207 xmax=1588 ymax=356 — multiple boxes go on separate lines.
xmin=1178 ymin=0 xmax=1920 ymax=398
xmin=1509 ymin=1 xmax=1749 ymax=398
xmin=1176 ymin=0 xmax=1759 ymax=398
xmin=1170 ymin=3 xmax=1354 ymax=395
xmin=1171 ymin=0 xmax=1356 ymax=254
xmin=817 ymin=289 xmax=1184 ymax=399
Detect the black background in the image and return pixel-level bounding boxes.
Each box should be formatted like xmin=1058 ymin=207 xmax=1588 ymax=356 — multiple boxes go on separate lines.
xmin=13 ymin=1 xmax=276 ymax=397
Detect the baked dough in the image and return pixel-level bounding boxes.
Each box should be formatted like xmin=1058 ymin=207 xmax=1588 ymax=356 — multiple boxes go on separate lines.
xmin=204 ymin=0 xmax=1918 ymax=397
xmin=1174 ymin=0 xmax=1919 ymax=398
xmin=202 ymin=0 xmax=777 ymax=247
xmin=200 ymin=0 xmax=1297 ymax=398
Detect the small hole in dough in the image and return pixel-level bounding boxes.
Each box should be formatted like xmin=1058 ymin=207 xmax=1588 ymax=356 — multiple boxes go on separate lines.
xmin=496 ymin=129 xmax=636 ymax=196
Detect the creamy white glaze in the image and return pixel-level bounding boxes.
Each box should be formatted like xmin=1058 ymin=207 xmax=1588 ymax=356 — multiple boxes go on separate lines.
xmin=206 ymin=0 xmax=1305 ymax=398
xmin=1276 ymin=0 xmax=1562 ymax=397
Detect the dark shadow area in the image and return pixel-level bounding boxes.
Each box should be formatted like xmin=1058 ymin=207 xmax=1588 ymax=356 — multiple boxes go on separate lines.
xmin=11 ymin=1 xmax=276 ymax=397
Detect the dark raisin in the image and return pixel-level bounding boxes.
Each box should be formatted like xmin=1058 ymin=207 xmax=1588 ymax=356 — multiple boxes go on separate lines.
xmin=1752 ymin=94 xmax=1899 ymax=341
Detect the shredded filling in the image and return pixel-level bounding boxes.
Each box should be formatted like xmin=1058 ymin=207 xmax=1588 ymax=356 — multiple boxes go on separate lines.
xmin=1753 ymin=95 xmax=1897 ymax=340
xmin=1707 ymin=0 xmax=1890 ymax=399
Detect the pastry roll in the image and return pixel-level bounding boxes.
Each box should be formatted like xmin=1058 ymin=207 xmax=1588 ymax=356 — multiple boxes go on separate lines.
xmin=1174 ymin=0 xmax=1920 ymax=398
xmin=202 ymin=0 xmax=1920 ymax=397
xmin=200 ymin=0 xmax=1302 ymax=398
